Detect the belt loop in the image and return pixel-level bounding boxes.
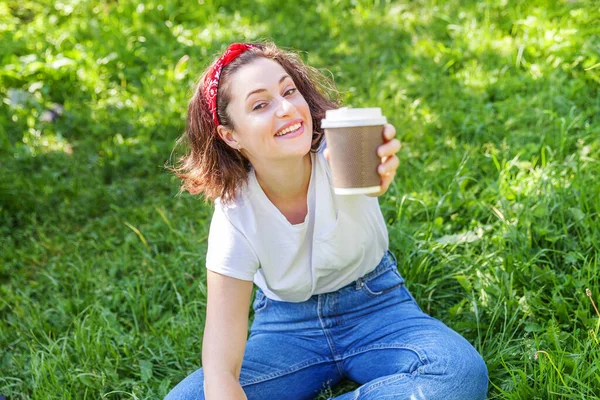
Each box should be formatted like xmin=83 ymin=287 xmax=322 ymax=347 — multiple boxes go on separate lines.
xmin=388 ymin=249 xmax=398 ymax=266
xmin=355 ymin=277 xmax=364 ymax=290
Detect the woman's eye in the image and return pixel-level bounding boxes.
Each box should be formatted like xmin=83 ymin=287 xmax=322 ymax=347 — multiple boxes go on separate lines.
xmin=252 ymin=102 xmax=267 ymax=111
xmin=284 ymin=88 xmax=297 ymax=96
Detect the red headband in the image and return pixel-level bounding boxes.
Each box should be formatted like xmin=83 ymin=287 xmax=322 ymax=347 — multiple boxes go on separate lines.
xmin=204 ymin=43 xmax=258 ymax=127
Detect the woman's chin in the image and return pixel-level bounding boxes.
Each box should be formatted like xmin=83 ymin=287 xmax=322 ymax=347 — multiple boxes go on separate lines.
xmin=292 ymin=139 xmax=313 ymax=157
xmin=274 ymin=133 xmax=312 ymax=156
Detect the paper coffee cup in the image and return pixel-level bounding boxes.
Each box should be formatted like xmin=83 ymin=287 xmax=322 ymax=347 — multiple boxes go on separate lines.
xmin=321 ymin=107 xmax=387 ymax=195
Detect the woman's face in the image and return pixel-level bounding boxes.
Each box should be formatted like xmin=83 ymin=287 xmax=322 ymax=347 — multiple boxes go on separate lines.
xmin=221 ymin=57 xmax=313 ymax=164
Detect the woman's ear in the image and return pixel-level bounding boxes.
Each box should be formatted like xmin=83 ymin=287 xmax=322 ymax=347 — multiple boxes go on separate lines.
xmin=216 ymin=125 xmax=242 ymax=151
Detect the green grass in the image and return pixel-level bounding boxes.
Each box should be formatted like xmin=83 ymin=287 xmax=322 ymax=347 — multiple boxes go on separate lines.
xmin=1 ymin=0 xmax=599 ymax=398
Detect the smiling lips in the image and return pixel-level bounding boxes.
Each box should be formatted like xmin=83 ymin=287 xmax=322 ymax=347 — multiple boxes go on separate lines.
xmin=275 ymin=122 xmax=302 ymax=137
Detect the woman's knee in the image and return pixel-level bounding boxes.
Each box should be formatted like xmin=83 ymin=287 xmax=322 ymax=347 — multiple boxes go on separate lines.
xmin=469 ymin=351 xmax=488 ymax=397
xmin=448 ymin=343 xmax=488 ymax=399
xmin=164 ymin=368 xmax=205 ymax=400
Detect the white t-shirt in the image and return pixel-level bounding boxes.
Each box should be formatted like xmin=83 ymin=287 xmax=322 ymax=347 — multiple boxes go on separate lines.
xmin=205 ymin=148 xmax=389 ymax=302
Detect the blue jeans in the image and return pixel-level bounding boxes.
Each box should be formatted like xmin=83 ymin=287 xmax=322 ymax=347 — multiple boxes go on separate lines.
xmin=165 ymin=250 xmax=488 ymax=399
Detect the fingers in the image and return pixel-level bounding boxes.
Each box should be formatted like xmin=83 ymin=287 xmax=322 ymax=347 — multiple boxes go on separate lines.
xmin=378 ymin=154 xmax=399 ymax=176
xmin=377 ymin=138 xmax=401 ymax=159
xmin=380 ymin=173 xmax=394 ymax=193
xmin=377 ymin=130 xmax=400 ymax=194
xmin=377 ymin=126 xmax=400 ymax=189
xmin=323 ymin=147 xmax=330 ymax=161
xmin=379 ymin=156 xmax=398 ymax=193
xmin=382 ymin=123 xmax=396 ymax=142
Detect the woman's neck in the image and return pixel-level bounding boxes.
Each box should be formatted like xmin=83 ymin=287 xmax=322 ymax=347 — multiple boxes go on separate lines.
xmin=253 ymin=154 xmax=312 ymax=220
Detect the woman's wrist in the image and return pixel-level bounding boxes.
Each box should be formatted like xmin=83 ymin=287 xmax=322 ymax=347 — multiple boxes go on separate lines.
xmin=204 ymin=372 xmax=247 ymax=400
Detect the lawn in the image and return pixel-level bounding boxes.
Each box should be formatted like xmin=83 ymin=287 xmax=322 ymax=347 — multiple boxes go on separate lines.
xmin=1 ymin=0 xmax=599 ymax=399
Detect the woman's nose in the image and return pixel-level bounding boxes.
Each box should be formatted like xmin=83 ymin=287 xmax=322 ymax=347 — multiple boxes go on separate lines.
xmin=275 ymin=96 xmax=294 ymax=118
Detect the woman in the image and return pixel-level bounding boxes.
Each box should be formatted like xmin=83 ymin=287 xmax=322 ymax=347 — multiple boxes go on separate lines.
xmin=166 ymin=42 xmax=488 ymax=400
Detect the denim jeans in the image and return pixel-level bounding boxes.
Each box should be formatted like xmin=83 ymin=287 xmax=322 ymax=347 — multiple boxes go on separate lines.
xmin=165 ymin=250 xmax=488 ymax=400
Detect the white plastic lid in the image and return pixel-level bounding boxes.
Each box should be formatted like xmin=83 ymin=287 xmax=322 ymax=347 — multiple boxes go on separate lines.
xmin=321 ymin=107 xmax=387 ymax=128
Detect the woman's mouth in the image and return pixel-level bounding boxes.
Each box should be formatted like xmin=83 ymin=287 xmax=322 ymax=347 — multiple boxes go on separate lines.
xmin=275 ymin=122 xmax=304 ymax=138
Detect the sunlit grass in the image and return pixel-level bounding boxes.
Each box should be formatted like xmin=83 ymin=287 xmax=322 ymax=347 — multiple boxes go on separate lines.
xmin=1 ymin=0 xmax=599 ymax=399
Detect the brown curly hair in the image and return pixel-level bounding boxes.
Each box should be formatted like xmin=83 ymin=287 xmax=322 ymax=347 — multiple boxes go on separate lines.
xmin=170 ymin=41 xmax=339 ymax=205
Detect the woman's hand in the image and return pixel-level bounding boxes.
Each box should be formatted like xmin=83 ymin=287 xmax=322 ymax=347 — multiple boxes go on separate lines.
xmin=370 ymin=123 xmax=401 ymax=197
xmin=323 ymin=123 xmax=401 ymax=197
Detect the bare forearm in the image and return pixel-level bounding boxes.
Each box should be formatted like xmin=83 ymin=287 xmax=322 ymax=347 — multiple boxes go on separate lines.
xmin=204 ymin=372 xmax=247 ymax=400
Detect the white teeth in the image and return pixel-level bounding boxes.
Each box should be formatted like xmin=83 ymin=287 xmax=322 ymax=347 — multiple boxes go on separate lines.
xmin=275 ymin=123 xmax=301 ymax=136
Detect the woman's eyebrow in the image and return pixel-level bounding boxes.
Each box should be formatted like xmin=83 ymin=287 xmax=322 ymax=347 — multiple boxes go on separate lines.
xmin=245 ymin=75 xmax=291 ymax=100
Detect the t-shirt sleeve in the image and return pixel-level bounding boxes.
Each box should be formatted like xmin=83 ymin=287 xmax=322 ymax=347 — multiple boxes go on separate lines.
xmin=205 ymin=204 xmax=259 ymax=282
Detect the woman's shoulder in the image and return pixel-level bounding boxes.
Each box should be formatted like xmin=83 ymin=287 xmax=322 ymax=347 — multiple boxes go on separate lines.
xmin=214 ymin=188 xmax=250 ymax=214
xmin=212 ymin=175 xmax=260 ymax=226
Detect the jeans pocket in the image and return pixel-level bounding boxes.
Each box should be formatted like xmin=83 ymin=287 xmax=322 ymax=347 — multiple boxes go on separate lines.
xmin=362 ymin=268 xmax=405 ymax=298
xmin=252 ymin=290 xmax=269 ymax=313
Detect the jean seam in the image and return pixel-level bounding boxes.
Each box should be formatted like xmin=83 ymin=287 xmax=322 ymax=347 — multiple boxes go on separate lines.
xmin=362 ymin=281 xmax=404 ymax=298
xmin=401 ymin=286 xmax=423 ymax=312
xmin=317 ymin=294 xmax=346 ymax=378
xmin=360 ymin=372 xmax=408 ymax=396
xmin=362 ymin=262 xmax=396 ymax=282
xmin=239 ymin=356 xmax=333 ymax=386
xmin=361 ymin=266 xmax=405 ymax=297
xmin=342 ymin=343 xmax=430 ymax=368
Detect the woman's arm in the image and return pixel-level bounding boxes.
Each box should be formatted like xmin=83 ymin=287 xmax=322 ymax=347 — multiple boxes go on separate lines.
xmin=202 ymin=270 xmax=254 ymax=400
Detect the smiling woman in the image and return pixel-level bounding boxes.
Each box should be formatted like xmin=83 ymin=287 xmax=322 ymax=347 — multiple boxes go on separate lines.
xmin=165 ymin=41 xmax=487 ymax=400
xmin=216 ymin=58 xmax=314 ymax=169
xmin=171 ymin=42 xmax=338 ymax=205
